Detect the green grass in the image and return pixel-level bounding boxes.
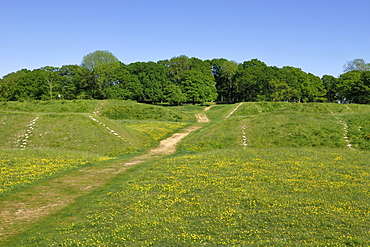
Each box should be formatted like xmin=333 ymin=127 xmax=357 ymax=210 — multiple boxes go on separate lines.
xmin=179 ymin=117 xmax=243 ymax=152
xmin=0 ymin=106 xmax=191 ymax=156
xmin=100 ymin=101 xmax=193 ymax=122
xmin=179 ymin=102 xmax=370 ymax=153
xmin=32 ymin=114 xmax=150 ymax=156
xmin=0 ymin=100 xmax=196 ymax=200
xmin=119 ymin=120 xmax=188 ymax=140
xmin=233 ymin=102 xmax=370 ymax=116
xmin=344 ymin=113 xmax=370 ymax=150
xmin=245 ymin=113 xmax=347 ymax=148
xmin=206 ymin=104 xmax=236 ymax=121
xmin=0 ymin=112 xmax=38 ymax=148
xmin=6 ymin=148 xmax=369 ymax=246
xmin=180 ymin=112 xmax=348 ymax=153
xmin=0 ymin=148 xmax=110 ymax=197
xmin=0 ymin=100 xmax=100 ymax=113
xmin=1 ymin=101 xmax=370 ymax=246
xmin=162 ymin=104 xmax=207 ymax=116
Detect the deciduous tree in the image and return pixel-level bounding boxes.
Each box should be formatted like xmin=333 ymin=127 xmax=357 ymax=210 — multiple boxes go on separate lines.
xmin=211 ymin=58 xmax=238 ymax=103
xmin=321 ymin=75 xmax=339 ymax=103
xmin=338 ymin=70 xmax=370 ymax=103
xmin=343 ymin=58 xmax=370 ymax=73
xmin=128 ymin=62 xmax=170 ymax=103
xmin=81 ymin=50 xmax=119 ymax=71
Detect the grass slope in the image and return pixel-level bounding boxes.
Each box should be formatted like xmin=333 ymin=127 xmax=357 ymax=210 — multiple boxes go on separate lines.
xmin=0 ymin=100 xmax=194 ymax=197
xmin=100 ymin=101 xmax=192 ymax=122
xmin=179 ymin=102 xmax=370 ymax=152
xmin=0 ymin=100 xmax=100 ymax=113
xmin=1 ymin=101 xmax=370 ymax=246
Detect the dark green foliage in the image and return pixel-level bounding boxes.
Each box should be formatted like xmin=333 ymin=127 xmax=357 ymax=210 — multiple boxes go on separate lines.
xmin=164 ymin=84 xmax=186 ymax=105
xmin=211 ymin=58 xmax=238 ymax=103
xmin=337 ymin=70 xmax=370 ymax=104
xmin=128 ymin=62 xmax=171 ymax=103
xmin=58 ymin=65 xmax=95 ymax=99
xmin=322 ymin=75 xmax=339 ymax=103
xmin=94 ymin=62 xmax=142 ymax=100
xmin=166 ymin=55 xmax=218 ymax=104
xmin=1 ymin=54 xmax=370 ymax=105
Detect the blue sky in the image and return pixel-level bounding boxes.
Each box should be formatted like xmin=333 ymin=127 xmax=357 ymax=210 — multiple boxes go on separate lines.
xmin=1 ymin=0 xmax=369 ymax=78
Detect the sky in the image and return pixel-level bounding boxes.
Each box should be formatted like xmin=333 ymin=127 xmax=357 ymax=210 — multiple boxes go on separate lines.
xmin=1 ymin=0 xmax=370 ymax=78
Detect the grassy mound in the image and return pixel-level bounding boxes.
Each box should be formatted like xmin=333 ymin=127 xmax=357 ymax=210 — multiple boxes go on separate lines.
xmin=0 ymin=100 xmax=196 ymax=156
xmin=344 ymin=113 xmax=370 ymax=150
xmin=0 ymin=100 xmax=195 ymax=201
xmin=233 ymin=102 xmax=370 ymax=115
xmin=180 ymin=102 xmax=370 ymax=152
xmin=100 ymin=101 xmax=192 ymax=121
xmin=0 ymin=100 xmax=99 ymax=113
xmin=0 ymin=113 xmax=147 ymax=156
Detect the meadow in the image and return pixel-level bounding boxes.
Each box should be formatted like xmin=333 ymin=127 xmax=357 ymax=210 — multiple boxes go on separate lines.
xmin=7 ymin=148 xmax=369 ymax=246
xmin=1 ymin=100 xmax=369 ymax=246
xmin=0 ymin=101 xmax=196 ymax=198
xmin=0 ymin=148 xmax=110 ymax=197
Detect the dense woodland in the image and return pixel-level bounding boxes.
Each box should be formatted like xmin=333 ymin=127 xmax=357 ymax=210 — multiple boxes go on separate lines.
xmin=1 ymin=51 xmax=369 ymax=104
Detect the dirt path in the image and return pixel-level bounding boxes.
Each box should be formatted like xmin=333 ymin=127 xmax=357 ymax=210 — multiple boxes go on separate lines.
xmin=195 ymin=113 xmax=209 ymax=123
xmin=0 ymin=125 xmax=200 ymax=242
xmin=115 ymin=126 xmax=201 ymax=170
xmin=193 ymin=105 xmax=214 ymax=123
xmin=225 ymin=102 xmax=243 ymax=119
xmin=150 ymin=126 xmax=201 ymax=155
xmin=204 ymin=105 xmax=213 ymax=111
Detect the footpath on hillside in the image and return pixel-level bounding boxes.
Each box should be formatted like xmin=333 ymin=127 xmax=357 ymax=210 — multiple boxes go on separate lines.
xmin=0 ymin=108 xmax=209 ymax=243
xmin=194 ymin=105 xmax=212 ymax=123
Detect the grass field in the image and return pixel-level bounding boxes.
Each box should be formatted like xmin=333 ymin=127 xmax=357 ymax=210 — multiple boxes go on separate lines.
xmin=0 ymin=100 xmax=369 ymax=246
xmin=4 ymin=148 xmax=370 ymax=246
xmin=0 ymin=148 xmax=110 ymax=197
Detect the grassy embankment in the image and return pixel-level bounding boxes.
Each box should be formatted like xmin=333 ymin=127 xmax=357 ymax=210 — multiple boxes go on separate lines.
xmin=1 ymin=101 xmax=370 ymax=246
xmin=0 ymin=100 xmax=195 ymax=197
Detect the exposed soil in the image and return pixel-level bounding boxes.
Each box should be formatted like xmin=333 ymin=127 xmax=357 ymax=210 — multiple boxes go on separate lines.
xmin=195 ymin=113 xmax=209 ymax=123
xmin=204 ymin=105 xmax=213 ymax=111
xmin=115 ymin=126 xmax=201 ymax=173
xmin=149 ymin=126 xmax=201 ymax=155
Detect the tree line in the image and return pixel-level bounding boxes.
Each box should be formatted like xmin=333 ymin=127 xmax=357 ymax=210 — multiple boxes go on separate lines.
xmin=1 ymin=51 xmax=369 ymax=104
